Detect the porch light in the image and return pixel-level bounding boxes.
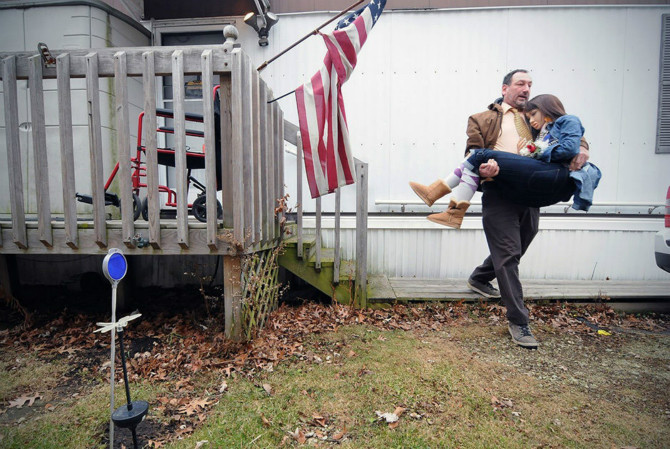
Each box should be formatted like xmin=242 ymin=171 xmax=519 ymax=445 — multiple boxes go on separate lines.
xmin=243 ymin=10 xmax=278 ymax=46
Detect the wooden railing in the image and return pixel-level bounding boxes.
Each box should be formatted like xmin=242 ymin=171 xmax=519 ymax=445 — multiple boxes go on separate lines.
xmin=0 ymin=29 xmax=284 ymax=256
xmin=283 ymin=124 xmax=369 ymax=306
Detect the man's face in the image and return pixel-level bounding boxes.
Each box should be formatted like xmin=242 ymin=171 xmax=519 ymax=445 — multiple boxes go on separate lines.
xmin=502 ymin=72 xmax=532 ymax=110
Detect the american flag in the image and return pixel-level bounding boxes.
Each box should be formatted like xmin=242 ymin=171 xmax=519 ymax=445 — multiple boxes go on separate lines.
xmin=295 ymin=0 xmax=387 ymax=198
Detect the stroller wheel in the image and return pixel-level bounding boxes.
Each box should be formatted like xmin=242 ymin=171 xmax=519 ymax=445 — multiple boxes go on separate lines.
xmin=117 ymin=193 xmax=142 ymax=221
xmin=141 ymin=196 xmax=149 ymax=221
xmin=132 ymin=193 xmax=142 ymax=221
xmin=192 ymin=194 xmax=222 ymax=223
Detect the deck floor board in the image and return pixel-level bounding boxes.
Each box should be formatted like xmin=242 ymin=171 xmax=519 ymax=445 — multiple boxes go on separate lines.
xmin=374 ymin=278 xmax=670 ymax=301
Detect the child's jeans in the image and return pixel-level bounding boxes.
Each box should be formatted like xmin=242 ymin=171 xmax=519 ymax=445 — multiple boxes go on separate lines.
xmin=465 ymin=149 xmax=574 ymax=208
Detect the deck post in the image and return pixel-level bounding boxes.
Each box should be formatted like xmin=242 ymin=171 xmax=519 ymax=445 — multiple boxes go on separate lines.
xmin=355 ymin=160 xmax=368 ymax=308
xmin=85 ymin=52 xmax=107 ymax=248
xmin=2 ymin=56 xmax=27 ymax=249
xmin=223 ymin=255 xmax=242 ymax=341
xmin=28 ymin=56 xmax=53 ymax=248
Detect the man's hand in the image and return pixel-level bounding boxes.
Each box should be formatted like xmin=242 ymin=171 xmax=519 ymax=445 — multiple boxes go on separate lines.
xmin=517 ymin=138 xmax=530 ymax=152
xmin=569 ymin=147 xmax=589 ymax=171
xmin=479 ymin=159 xmax=499 ymax=178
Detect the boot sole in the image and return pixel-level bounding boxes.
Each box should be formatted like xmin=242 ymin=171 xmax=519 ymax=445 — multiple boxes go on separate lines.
xmin=409 ymin=184 xmax=436 ymax=207
xmin=467 ymin=280 xmax=501 ymax=298
xmin=427 ymin=214 xmax=461 ymax=229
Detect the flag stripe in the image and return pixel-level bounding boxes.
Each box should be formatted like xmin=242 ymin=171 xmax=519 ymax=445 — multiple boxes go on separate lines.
xmin=295 ymin=0 xmax=386 ymax=198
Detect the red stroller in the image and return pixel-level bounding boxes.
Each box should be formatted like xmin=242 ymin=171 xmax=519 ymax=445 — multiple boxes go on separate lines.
xmin=76 ymin=86 xmax=223 ymax=223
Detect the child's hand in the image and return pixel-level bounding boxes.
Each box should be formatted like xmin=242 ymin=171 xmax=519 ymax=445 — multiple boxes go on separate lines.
xmin=517 ymin=138 xmax=529 ymax=151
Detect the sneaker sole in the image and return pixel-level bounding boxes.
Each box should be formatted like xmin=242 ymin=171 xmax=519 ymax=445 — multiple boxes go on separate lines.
xmin=508 ymin=327 xmax=539 ymax=349
xmin=467 ymin=281 xmax=501 ymax=299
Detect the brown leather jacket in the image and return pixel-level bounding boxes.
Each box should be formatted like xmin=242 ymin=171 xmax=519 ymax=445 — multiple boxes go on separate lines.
xmin=465 ymin=102 xmax=504 ymax=156
xmin=464 ymin=100 xmax=589 ymax=157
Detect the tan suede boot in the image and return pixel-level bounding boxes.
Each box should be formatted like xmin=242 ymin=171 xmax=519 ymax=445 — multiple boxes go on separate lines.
xmin=409 ymin=180 xmax=451 ymax=207
xmin=427 ymin=198 xmax=470 ymax=229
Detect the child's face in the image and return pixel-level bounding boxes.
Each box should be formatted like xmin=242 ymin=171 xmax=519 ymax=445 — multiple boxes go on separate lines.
xmin=526 ymin=109 xmax=545 ymax=130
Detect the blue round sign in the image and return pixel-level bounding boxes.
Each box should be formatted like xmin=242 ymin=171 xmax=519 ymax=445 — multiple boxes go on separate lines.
xmin=103 ymin=249 xmax=127 ymax=283
xmin=107 ymin=253 xmax=127 ymax=280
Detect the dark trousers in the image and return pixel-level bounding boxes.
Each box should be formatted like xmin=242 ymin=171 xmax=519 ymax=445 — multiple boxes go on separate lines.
xmin=466 ymin=149 xmax=574 ymax=208
xmin=470 ymin=185 xmax=539 ymax=325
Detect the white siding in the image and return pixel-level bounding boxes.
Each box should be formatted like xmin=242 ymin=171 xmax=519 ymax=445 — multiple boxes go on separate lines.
xmin=227 ymin=6 xmax=670 ymax=216
xmin=0 ymin=4 xmax=150 ymax=216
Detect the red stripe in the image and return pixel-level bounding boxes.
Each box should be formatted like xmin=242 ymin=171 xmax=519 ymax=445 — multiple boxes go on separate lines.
xmin=336 ymin=94 xmax=354 ymax=184
xmin=354 ymin=15 xmax=368 ymax=48
xmin=295 ymin=86 xmax=320 ymax=198
xmin=334 ymin=30 xmax=358 ymax=74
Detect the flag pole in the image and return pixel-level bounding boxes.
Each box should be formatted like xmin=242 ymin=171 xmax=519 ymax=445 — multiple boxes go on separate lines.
xmin=257 ymin=0 xmax=367 ymax=72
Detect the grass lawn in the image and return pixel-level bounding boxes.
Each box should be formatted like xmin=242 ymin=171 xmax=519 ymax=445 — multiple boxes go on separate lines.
xmin=1 ymin=294 xmax=669 ymax=448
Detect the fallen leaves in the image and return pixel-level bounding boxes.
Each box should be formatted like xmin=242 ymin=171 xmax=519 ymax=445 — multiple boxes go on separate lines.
xmin=376 ymin=406 xmax=406 ymax=429
xmin=8 ymin=394 xmax=42 ymax=408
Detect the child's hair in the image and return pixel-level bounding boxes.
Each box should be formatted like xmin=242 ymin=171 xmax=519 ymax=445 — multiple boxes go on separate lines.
xmin=525 ymin=94 xmax=567 ymax=121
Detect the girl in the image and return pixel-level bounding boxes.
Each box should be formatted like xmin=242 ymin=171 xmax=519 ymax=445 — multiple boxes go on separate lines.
xmin=409 ymin=94 xmax=601 ymax=228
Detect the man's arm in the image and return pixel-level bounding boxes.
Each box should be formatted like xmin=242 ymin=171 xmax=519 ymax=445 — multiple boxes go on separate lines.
xmin=465 ymin=114 xmax=486 ymax=156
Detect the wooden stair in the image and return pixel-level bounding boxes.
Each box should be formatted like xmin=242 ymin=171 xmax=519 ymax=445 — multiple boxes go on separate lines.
xmin=279 ymin=233 xmax=358 ymax=304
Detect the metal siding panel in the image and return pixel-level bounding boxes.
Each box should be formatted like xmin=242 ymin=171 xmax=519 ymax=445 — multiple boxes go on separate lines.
xmin=240 ymin=7 xmax=670 ymax=216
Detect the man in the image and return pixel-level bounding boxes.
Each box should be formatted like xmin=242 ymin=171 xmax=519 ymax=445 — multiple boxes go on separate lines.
xmin=465 ymin=69 xmax=588 ymax=348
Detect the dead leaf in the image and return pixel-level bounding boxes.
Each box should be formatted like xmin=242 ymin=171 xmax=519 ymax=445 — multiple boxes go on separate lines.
xmin=288 ymin=428 xmax=306 ymax=444
xmin=219 ymin=381 xmax=228 ymax=393
xmin=262 ymin=384 xmax=273 ymax=395
xmin=332 ymin=426 xmax=346 ymax=441
xmin=375 ymin=410 xmax=399 ymax=423
xmin=388 ymin=421 xmax=400 ymax=430
xmin=261 ymin=414 xmax=272 ymax=428
xmin=8 ymin=394 xmax=42 ymax=408
xmin=194 ymin=441 xmax=209 ymax=449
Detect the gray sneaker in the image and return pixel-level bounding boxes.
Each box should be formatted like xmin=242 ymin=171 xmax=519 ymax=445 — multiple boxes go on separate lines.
xmin=467 ymin=278 xmax=501 ymax=299
xmin=508 ymin=323 xmax=539 ymax=349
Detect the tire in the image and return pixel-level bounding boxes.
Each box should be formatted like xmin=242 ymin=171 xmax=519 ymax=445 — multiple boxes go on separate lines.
xmin=118 ymin=193 xmax=142 ymax=221
xmin=141 ymin=196 xmax=149 ymax=221
xmin=132 ymin=193 xmax=141 ymax=221
xmin=192 ymin=194 xmax=222 ymax=223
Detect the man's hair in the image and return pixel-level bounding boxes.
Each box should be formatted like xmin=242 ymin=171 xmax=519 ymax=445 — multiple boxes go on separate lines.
xmin=525 ymin=94 xmax=567 ymax=121
xmin=502 ymin=69 xmax=529 ymax=86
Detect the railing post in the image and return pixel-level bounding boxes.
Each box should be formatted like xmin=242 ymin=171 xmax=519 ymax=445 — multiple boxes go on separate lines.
xmin=201 ymin=49 xmax=218 ymax=250
xmin=231 ymin=48 xmax=246 ymax=246
xmin=2 ymin=56 xmax=27 ymax=249
xmin=85 ymin=52 xmax=107 ymax=248
xmin=355 ymin=160 xmax=368 ymax=308
xmin=251 ymin=68 xmax=262 ymax=245
xmin=333 ymin=187 xmax=341 ymax=284
xmin=315 ymin=197 xmax=322 ymax=271
xmin=171 ymin=50 xmax=189 ymax=249
xmin=28 ymin=55 xmax=52 ymax=248
xmin=142 ymin=50 xmax=160 ymax=249
xmin=113 ymin=51 xmax=135 ymax=249
xmin=296 ymin=132 xmax=303 ymax=259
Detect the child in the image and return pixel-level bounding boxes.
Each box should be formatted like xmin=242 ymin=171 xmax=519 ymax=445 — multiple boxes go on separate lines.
xmin=409 ymin=94 xmax=601 ymax=228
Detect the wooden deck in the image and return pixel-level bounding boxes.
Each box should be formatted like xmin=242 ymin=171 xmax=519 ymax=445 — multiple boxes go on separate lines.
xmin=368 ymin=277 xmax=670 ymax=303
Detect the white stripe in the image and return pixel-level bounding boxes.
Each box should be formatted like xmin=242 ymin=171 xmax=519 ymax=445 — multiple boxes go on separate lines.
xmin=303 ymin=81 xmax=328 ymax=194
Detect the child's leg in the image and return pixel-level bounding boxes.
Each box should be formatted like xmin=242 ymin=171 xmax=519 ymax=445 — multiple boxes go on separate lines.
xmin=449 ymin=166 xmax=479 ymax=203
